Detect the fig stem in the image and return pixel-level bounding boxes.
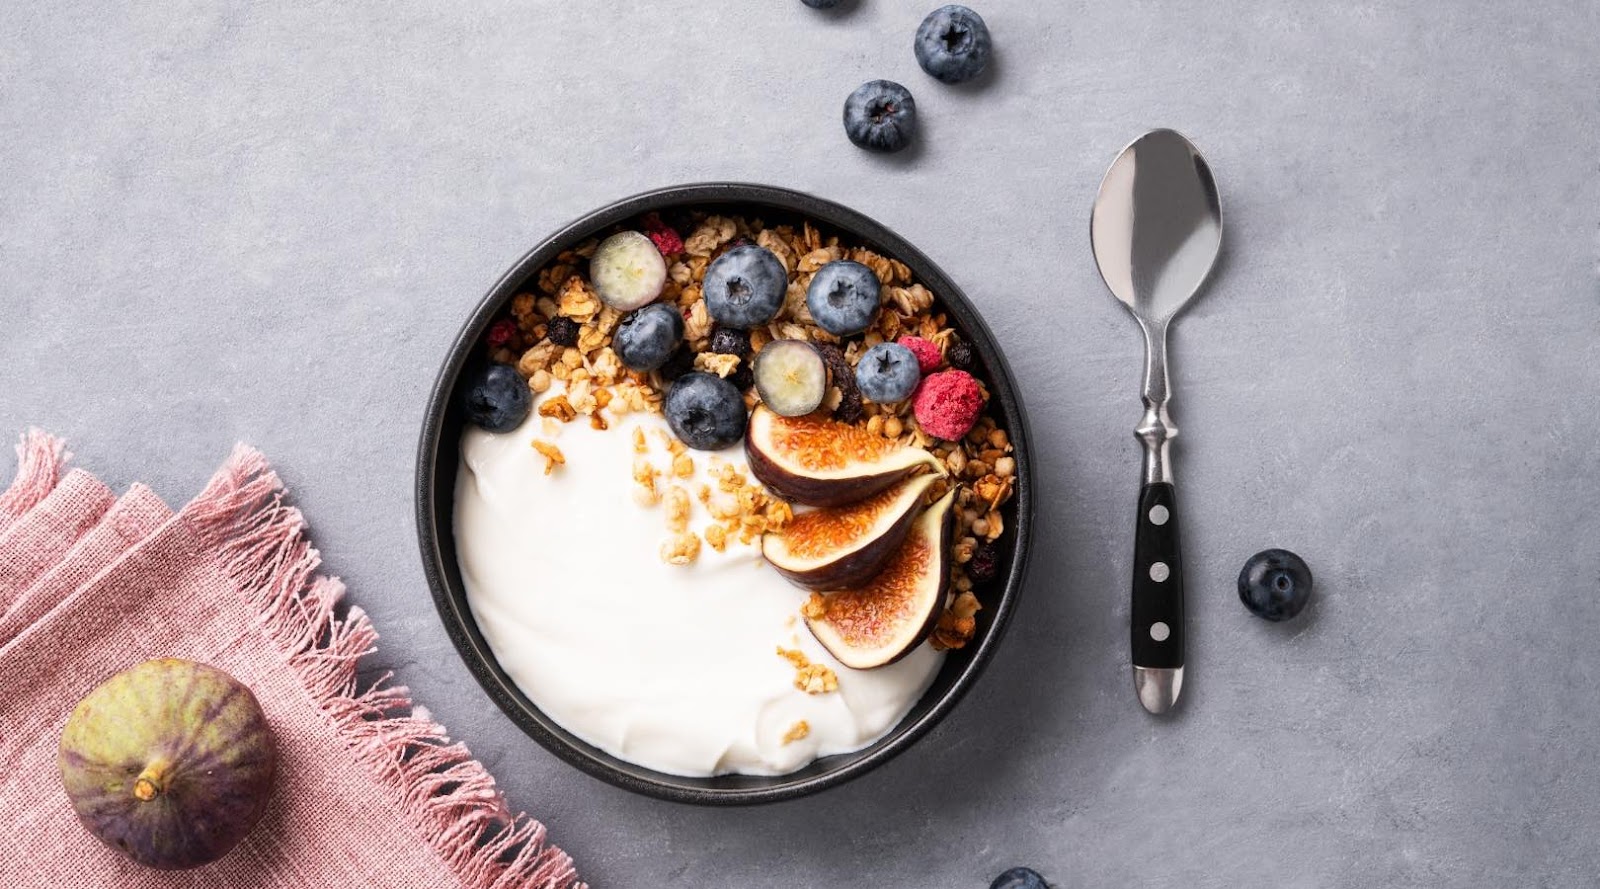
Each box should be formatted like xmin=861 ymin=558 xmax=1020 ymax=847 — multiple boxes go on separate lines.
xmin=132 ymin=760 xmax=169 ymax=802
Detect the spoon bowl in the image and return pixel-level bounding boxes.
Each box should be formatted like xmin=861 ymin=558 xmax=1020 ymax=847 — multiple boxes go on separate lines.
xmin=1092 ymin=129 xmax=1222 ymax=327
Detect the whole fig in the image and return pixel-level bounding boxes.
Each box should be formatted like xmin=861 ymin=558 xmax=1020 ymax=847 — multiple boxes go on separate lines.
xmin=58 ymin=658 xmax=276 ymax=870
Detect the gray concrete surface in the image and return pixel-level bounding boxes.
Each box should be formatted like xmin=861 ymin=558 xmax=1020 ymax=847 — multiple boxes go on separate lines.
xmin=4 ymin=2 xmax=1599 ymax=886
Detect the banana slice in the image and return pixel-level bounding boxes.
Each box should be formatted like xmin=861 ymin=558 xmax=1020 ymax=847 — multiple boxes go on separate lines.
xmin=591 ymin=231 xmax=667 ymax=311
xmin=753 ymin=340 xmax=828 ymax=417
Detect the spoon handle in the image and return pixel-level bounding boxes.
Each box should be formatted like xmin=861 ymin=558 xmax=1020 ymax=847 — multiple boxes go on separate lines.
xmin=1132 ymin=481 xmax=1185 ymax=685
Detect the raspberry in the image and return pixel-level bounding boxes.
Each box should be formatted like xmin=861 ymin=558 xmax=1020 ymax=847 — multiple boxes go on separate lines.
xmin=641 ymin=213 xmax=684 ymax=256
xmin=912 ymin=369 xmax=984 ymax=441
xmin=486 ymin=319 xmax=518 ymax=349
xmin=968 ymin=541 xmax=1000 ymax=582
xmin=546 ymin=316 xmax=580 ymax=347
xmin=944 ymin=340 xmax=976 ymax=372
xmin=897 ymin=336 xmax=943 ymax=374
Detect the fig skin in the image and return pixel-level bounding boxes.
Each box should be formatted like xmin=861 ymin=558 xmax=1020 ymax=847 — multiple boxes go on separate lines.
xmin=805 ymin=489 xmax=957 ymax=669
xmin=58 ymin=658 xmax=276 ymax=870
xmin=763 ymin=474 xmax=936 ymax=591
xmin=745 ymin=405 xmax=942 ymax=507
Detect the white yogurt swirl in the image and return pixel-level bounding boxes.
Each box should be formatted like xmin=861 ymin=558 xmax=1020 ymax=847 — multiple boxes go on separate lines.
xmin=454 ymin=394 xmax=943 ymax=777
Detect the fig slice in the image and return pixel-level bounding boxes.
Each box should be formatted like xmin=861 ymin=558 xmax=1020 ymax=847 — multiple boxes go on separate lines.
xmin=763 ymin=472 xmax=937 ymax=591
xmin=745 ymin=404 xmax=944 ymax=507
xmin=805 ymin=488 xmax=956 ymax=669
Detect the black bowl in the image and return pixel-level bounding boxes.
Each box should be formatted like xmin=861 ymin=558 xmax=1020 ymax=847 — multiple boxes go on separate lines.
xmin=416 ymin=183 xmax=1033 ymax=804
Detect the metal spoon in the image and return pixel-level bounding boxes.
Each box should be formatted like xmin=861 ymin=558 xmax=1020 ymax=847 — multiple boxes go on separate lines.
xmin=1090 ymin=129 xmax=1222 ymax=714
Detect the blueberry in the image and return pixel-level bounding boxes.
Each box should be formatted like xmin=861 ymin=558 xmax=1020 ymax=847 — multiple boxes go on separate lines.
xmin=990 ymin=867 xmax=1049 ymax=889
xmin=915 ymin=5 xmax=992 ymax=84
xmin=843 ymin=80 xmax=916 ymax=153
xmin=703 ymin=245 xmax=788 ymax=329
xmin=855 ymin=342 xmax=921 ymax=403
xmin=612 ymin=303 xmax=685 ymax=372
xmin=665 ymin=372 xmax=748 ymax=451
xmin=806 ymin=260 xmax=881 ymax=336
xmin=1238 ymin=548 xmax=1314 ymax=622
xmin=658 ymin=347 xmax=696 ymax=382
xmin=546 ymin=315 xmax=579 ymax=347
xmin=463 ymin=364 xmax=531 ymax=433
xmin=709 ymin=327 xmax=752 ymax=359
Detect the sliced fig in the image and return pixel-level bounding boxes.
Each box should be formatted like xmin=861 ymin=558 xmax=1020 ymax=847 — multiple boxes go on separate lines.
xmin=805 ymin=489 xmax=956 ymax=669
xmin=753 ymin=339 xmax=828 ymax=417
xmin=745 ymin=404 xmax=944 ymax=507
xmin=763 ymin=473 xmax=937 ymax=590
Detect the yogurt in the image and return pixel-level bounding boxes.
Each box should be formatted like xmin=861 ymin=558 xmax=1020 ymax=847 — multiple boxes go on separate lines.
xmin=453 ymin=394 xmax=943 ymax=777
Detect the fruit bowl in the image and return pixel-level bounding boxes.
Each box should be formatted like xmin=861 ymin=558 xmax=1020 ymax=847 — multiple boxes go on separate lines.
xmin=416 ymin=183 xmax=1032 ymax=804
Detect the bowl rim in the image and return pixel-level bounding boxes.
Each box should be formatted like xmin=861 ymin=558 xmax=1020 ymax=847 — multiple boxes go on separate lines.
xmin=415 ymin=182 xmax=1034 ymax=804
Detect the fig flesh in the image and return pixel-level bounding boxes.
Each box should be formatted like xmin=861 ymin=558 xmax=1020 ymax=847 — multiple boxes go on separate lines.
xmin=58 ymin=658 xmax=276 ymax=870
xmin=745 ymin=405 xmax=943 ymax=507
xmin=805 ymin=489 xmax=956 ymax=669
xmin=763 ymin=473 xmax=936 ymax=590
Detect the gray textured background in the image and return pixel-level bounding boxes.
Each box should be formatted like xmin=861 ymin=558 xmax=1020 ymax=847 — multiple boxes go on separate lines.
xmin=4 ymin=2 xmax=1599 ymax=886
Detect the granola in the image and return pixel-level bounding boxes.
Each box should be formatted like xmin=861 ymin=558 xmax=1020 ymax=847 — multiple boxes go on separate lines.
xmin=493 ymin=210 xmax=1018 ymax=654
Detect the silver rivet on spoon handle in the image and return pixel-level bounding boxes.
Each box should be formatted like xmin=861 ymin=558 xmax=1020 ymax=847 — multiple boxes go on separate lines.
xmin=1089 ymin=129 xmax=1223 ymax=714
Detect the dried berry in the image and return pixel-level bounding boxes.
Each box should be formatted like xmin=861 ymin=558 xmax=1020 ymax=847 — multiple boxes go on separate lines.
xmin=814 ymin=343 xmax=862 ymax=423
xmin=968 ymin=542 xmax=1000 ymax=582
xmin=726 ymin=364 xmax=754 ymax=392
xmin=657 ymin=347 xmax=696 ymax=382
xmin=709 ymin=327 xmax=752 ymax=359
xmin=897 ymin=335 xmax=943 ymax=373
xmin=945 ymin=340 xmax=976 ymax=372
xmin=486 ymin=319 xmax=518 ymax=349
xmin=641 ymin=212 xmax=684 ymax=256
xmin=912 ymin=369 xmax=984 ymax=440
xmin=834 ymin=388 xmax=864 ymax=424
xmin=546 ymin=315 xmax=580 ymax=347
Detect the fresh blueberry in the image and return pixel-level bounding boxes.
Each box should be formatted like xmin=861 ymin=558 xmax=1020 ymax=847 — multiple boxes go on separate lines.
xmin=843 ymin=80 xmax=916 ymax=153
xmin=1238 ymin=548 xmax=1314 ymax=622
xmin=703 ymin=245 xmax=788 ymax=329
xmin=665 ymin=372 xmax=748 ymax=451
xmin=991 ymin=867 xmax=1049 ymax=889
xmin=613 ymin=303 xmax=685 ymax=372
xmin=463 ymin=364 xmax=531 ymax=433
xmin=709 ymin=326 xmax=752 ymax=359
xmin=915 ymin=5 xmax=992 ymax=84
xmin=855 ymin=342 xmax=921 ymax=403
xmin=801 ymin=0 xmax=841 ymax=6
xmin=806 ymin=260 xmax=881 ymax=336
xmin=658 ymin=347 xmax=696 ymax=382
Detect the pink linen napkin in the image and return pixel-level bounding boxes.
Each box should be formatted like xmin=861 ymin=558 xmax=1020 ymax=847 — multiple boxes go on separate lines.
xmin=0 ymin=431 xmax=583 ymax=889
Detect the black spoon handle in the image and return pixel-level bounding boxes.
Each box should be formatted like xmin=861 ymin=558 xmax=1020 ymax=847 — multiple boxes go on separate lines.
xmin=1131 ymin=482 xmax=1184 ymax=669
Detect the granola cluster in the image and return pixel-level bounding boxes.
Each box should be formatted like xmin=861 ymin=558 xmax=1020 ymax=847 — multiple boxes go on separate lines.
xmin=489 ymin=211 xmax=1018 ymax=654
xmin=630 ymin=427 xmax=795 ymax=564
xmin=777 ymin=646 xmax=840 ymax=695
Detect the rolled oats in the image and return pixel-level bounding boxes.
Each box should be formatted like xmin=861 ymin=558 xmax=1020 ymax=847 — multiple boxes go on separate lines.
xmin=781 ymin=720 xmax=810 ymax=745
xmin=659 ymin=531 xmax=702 ymax=566
xmin=530 ymin=440 xmax=564 ymax=475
